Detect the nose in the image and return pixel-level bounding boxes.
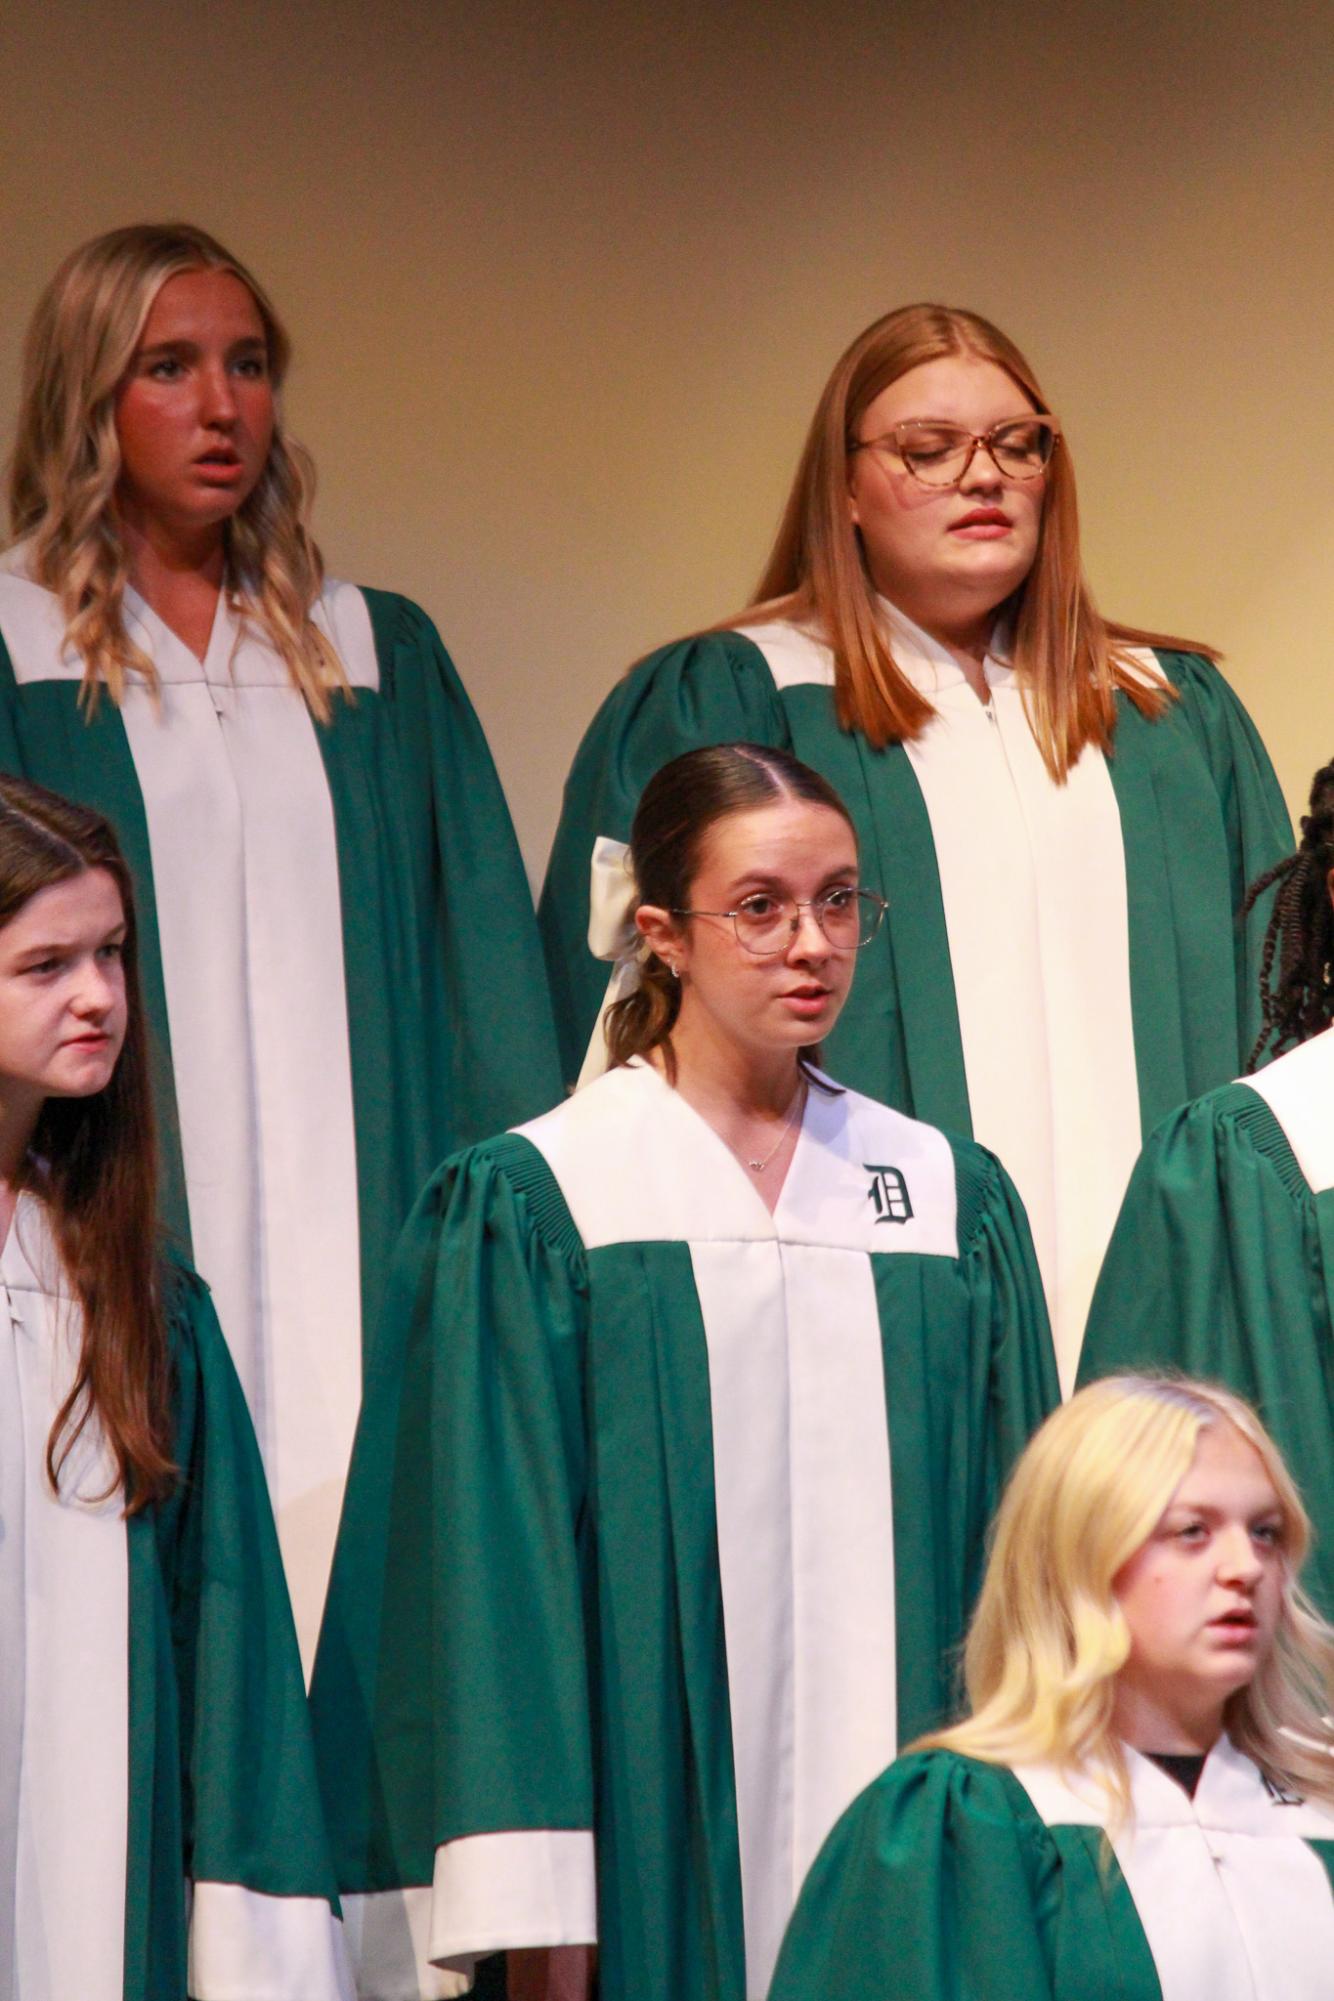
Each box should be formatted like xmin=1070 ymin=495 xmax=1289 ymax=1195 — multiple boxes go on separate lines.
xmin=1216 ymin=1522 xmax=1264 ymax=1586
xmin=199 ymin=359 xmax=238 ymax=428
xmin=73 ymin=958 xmax=118 ymax=1020
xmin=957 ymin=436 xmax=1004 ymax=493
xmin=785 ymin=904 xmax=831 ymax=962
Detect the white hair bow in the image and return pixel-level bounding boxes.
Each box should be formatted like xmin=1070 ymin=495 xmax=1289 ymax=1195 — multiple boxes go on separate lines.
xmin=576 ymin=836 xmax=644 ymax=1089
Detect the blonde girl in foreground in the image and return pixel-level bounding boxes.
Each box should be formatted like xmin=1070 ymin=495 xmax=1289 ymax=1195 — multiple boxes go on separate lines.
xmin=770 ymin=1375 xmax=1334 ymax=2001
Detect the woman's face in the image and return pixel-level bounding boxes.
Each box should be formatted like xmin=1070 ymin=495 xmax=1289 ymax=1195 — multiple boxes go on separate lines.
xmin=0 ymin=868 xmax=128 ymax=1118
xmin=640 ymin=797 xmax=860 ymax=1063
xmin=847 ymin=354 xmax=1046 ymax=636
xmin=1113 ymin=1422 xmax=1286 ymax=1729
xmin=114 ymin=267 xmax=275 ymax=546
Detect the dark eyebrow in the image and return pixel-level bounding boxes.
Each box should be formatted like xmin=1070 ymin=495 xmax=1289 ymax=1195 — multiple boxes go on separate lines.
xmin=722 ymin=866 xmax=859 ymax=899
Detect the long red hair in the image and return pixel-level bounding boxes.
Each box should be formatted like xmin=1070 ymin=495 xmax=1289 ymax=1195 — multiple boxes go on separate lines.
xmin=740 ymin=303 xmax=1213 ymax=782
xmin=0 ymin=776 xmax=174 ymax=1512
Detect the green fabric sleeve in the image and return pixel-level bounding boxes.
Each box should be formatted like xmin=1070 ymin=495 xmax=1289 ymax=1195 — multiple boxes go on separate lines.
xmin=954 ymin=1139 xmax=1060 ymax=1485
xmin=538 ymin=631 xmax=791 ymax=1082
xmin=160 ymin=1267 xmax=339 ymax=1903
xmin=1078 ymin=1086 xmax=1334 ymax=1616
xmin=769 ymin=1753 xmax=1061 ymax=2000
xmin=310 ymin=1135 xmax=593 ymax=1890
xmin=361 ymin=589 xmax=562 ymax=1140
xmin=1155 ymin=653 xmax=1293 ymax=1067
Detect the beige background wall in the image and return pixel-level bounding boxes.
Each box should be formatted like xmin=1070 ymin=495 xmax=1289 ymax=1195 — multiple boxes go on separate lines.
xmin=2 ymin=0 xmax=1331 ymax=877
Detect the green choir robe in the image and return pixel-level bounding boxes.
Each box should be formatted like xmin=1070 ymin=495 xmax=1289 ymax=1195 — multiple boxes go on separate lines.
xmin=310 ymin=1059 xmax=1058 ymax=2001
xmin=769 ymin=1736 xmax=1334 ymax=2001
xmin=0 ymin=550 xmax=560 ymax=1669
xmin=1079 ymin=1022 xmax=1334 ymax=1616
xmin=539 ymin=605 xmax=1290 ymax=1389
xmin=0 ymin=1197 xmax=348 ymax=2001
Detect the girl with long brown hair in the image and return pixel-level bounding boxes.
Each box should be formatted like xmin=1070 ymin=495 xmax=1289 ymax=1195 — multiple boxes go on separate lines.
xmin=541 ymin=303 xmax=1290 ymax=1391
xmin=0 ymin=221 xmax=559 ymax=1683
xmin=311 ymin=743 xmax=1057 ymax=2001
xmin=0 ymin=775 xmax=347 ymax=2000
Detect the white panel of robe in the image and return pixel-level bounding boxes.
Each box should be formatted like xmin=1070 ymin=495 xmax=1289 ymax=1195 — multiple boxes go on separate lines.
xmin=1014 ymin=1737 xmax=1334 ymax=2001
xmin=0 ymin=1198 xmax=127 ymax=2001
xmin=0 ymin=553 xmax=376 ymax=1674
xmin=740 ymin=607 xmax=1145 ymax=1392
xmin=517 ymin=1061 xmax=953 ymax=1998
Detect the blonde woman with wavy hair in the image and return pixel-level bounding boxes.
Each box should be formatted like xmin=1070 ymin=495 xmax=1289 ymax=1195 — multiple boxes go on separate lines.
xmin=0 ymin=222 xmax=559 ymax=1711
xmin=541 ymin=304 xmax=1290 ymax=1390
xmin=771 ymin=1374 xmax=1334 ymax=2001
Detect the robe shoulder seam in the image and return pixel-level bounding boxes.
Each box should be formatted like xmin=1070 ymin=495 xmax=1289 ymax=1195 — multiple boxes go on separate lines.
xmin=623 ymin=624 xmax=773 ymax=687
xmin=944 ymin=1134 xmax=1005 ymax=1254
xmin=482 ymin=1131 xmax=585 ymax=1260
xmin=1219 ymin=1081 xmax=1309 ymax=1202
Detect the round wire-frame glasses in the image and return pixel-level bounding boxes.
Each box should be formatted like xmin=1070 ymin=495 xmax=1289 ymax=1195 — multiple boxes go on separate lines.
xmin=671 ymin=887 xmax=888 ymax=955
xmin=848 ymin=415 xmax=1060 ymax=488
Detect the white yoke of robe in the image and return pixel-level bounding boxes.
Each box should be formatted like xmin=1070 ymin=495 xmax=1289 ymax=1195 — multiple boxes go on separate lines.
xmin=0 ymin=548 xmax=379 ymax=1671
xmin=735 ymin=604 xmax=1147 ymax=1392
xmin=1013 ymin=1736 xmax=1334 ymax=2001
xmin=1244 ymin=1022 xmax=1334 ymax=1193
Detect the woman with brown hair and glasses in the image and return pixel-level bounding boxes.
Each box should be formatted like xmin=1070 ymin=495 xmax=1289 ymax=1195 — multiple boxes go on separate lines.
xmin=311 ymin=742 xmax=1057 ymax=2001
xmin=540 ymin=304 xmax=1290 ymax=1392
xmin=0 ymin=221 xmax=559 ymax=1681
xmin=0 ymin=775 xmax=346 ymax=1999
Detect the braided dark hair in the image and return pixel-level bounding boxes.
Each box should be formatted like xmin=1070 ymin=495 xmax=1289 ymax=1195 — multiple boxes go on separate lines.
xmin=1244 ymin=757 xmax=1334 ymax=1069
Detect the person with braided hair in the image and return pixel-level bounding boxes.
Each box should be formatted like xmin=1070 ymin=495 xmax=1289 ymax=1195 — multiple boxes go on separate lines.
xmin=1079 ymin=757 xmax=1334 ymax=1619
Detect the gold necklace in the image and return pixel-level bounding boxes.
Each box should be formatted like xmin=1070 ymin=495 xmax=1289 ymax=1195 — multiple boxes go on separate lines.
xmin=744 ymin=1076 xmax=807 ymax=1173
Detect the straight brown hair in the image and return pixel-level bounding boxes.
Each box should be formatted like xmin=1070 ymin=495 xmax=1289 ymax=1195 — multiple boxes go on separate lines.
xmin=0 ymin=776 xmax=174 ymax=1511
xmin=605 ymin=741 xmax=854 ymax=1076
xmin=737 ymin=303 xmax=1214 ymax=782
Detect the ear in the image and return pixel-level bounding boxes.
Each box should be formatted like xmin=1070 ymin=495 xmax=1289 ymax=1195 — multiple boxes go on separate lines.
xmin=635 ymin=903 xmax=684 ymax=975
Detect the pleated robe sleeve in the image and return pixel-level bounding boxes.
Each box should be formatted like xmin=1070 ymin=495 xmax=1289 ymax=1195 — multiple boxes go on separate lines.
xmin=768 ymin=1753 xmax=1064 ymax=2001
xmin=154 ymin=1268 xmax=350 ymax=1998
xmin=1078 ymin=1084 xmax=1334 ymax=1616
xmin=310 ymin=1134 xmax=595 ymax=1995
xmin=1156 ymin=652 xmax=1292 ymax=1067
xmin=358 ymin=589 xmax=562 ymax=1142
xmin=538 ymin=631 xmax=790 ymax=1081
xmin=957 ymin=1139 xmax=1060 ymax=1488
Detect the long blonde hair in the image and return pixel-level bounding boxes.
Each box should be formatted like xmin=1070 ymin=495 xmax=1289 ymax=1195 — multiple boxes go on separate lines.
xmin=740 ymin=304 xmax=1213 ymax=783
xmin=7 ymin=221 xmax=346 ymax=719
xmin=922 ymin=1375 xmax=1334 ymax=1818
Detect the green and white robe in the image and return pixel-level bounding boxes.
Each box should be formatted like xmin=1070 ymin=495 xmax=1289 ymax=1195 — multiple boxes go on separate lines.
xmin=309 ymin=1059 xmax=1058 ymax=2001
xmin=1079 ymin=1022 xmax=1334 ymax=1615
xmin=770 ymin=1736 xmax=1334 ymax=2000
xmin=539 ymin=604 xmax=1290 ymax=1391
xmin=0 ymin=549 xmax=561 ymax=1670
xmin=0 ymin=1197 xmax=348 ymax=2000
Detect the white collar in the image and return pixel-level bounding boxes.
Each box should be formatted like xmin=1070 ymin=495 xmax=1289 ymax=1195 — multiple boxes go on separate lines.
xmin=876 ymin=595 xmax=1014 ymax=697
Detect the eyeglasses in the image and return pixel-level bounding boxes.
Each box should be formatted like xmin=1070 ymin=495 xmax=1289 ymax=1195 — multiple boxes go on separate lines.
xmin=671 ymin=887 xmax=888 ymax=955
xmin=848 ymin=416 xmax=1060 ymax=488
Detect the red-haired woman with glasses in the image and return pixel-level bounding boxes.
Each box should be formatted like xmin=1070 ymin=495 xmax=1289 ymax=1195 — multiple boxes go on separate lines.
xmin=541 ymin=304 xmax=1289 ymax=1391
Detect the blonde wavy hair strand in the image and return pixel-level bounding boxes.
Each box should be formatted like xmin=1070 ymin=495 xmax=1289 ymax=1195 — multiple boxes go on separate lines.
xmin=7 ymin=221 xmax=346 ymax=719
xmin=918 ymin=1374 xmax=1334 ymax=1826
xmin=736 ymin=304 xmax=1214 ymax=783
